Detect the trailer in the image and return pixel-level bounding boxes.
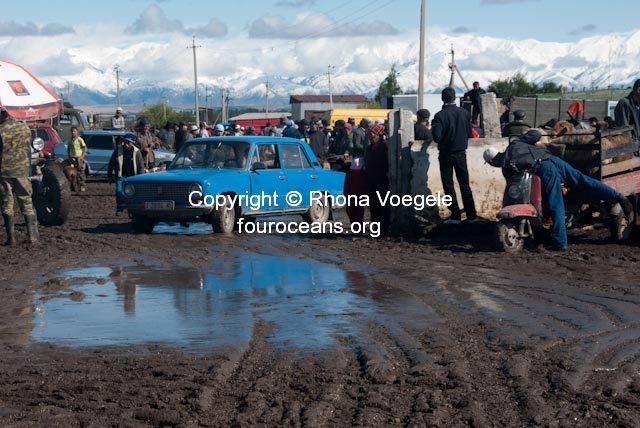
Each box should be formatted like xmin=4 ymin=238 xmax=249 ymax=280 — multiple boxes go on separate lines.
xmin=548 ymin=125 xmax=640 ymax=241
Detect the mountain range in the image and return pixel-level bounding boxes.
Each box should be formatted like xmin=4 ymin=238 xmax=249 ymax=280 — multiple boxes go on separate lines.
xmin=45 ymin=29 xmax=640 ymax=109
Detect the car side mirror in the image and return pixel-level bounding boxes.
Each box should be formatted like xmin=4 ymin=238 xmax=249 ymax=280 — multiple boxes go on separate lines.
xmin=251 ymin=161 xmax=266 ymax=171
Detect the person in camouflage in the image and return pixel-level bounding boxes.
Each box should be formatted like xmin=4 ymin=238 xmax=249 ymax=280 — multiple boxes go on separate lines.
xmin=0 ymin=106 xmax=38 ymax=245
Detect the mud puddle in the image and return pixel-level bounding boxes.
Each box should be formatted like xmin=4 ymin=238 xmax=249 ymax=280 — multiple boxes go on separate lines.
xmin=31 ymin=253 xmax=433 ymax=352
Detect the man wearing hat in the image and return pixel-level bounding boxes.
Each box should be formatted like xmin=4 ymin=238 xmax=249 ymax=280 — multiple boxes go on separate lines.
xmin=108 ymin=137 xmax=146 ymax=210
xmin=112 ymin=107 xmax=125 ymax=130
xmin=487 ymin=129 xmax=632 ymax=250
xmin=0 ymin=105 xmax=39 ymax=244
xmin=502 ymin=110 xmax=531 ymax=137
xmin=136 ymin=119 xmax=159 ymax=169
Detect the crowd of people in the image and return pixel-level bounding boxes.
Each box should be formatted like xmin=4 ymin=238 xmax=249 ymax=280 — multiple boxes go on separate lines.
xmin=1 ymin=78 xmax=639 ymax=247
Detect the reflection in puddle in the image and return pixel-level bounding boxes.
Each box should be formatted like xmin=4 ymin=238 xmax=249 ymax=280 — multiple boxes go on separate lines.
xmin=32 ymin=254 xmax=429 ymax=352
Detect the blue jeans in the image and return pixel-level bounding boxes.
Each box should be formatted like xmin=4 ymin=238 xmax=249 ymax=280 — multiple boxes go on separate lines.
xmin=537 ymin=156 xmax=623 ymax=248
xmin=116 ymin=177 xmax=124 ymax=209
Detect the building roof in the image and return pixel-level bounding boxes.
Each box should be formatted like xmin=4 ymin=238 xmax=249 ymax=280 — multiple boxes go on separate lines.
xmin=229 ymin=112 xmax=291 ymax=121
xmin=289 ymin=95 xmax=368 ymax=104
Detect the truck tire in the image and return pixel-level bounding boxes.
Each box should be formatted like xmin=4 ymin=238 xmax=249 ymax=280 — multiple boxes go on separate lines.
xmin=33 ymin=165 xmax=71 ymax=226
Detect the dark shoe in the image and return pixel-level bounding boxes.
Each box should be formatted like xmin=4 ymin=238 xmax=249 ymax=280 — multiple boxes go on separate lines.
xmin=621 ymin=198 xmax=634 ymax=218
xmin=24 ymin=215 xmax=39 ymax=244
xmin=2 ymin=214 xmax=15 ymax=246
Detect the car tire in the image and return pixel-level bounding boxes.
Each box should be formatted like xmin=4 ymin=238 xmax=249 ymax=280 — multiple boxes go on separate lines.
xmin=131 ymin=214 xmax=156 ymax=234
xmin=303 ymin=192 xmax=331 ymax=224
xmin=211 ymin=194 xmax=236 ymax=233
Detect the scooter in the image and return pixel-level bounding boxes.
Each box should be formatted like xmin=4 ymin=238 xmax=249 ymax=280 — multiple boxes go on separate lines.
xmin=494 ymin=165 xmax=634 ymax=253
xmin=495 ymin=167 xmax=545 ymax=252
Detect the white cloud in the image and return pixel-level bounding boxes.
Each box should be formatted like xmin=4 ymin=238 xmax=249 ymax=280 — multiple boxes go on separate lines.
xmin=124 ymin=5 xmax=227 ymax=38
xmin=0 ymin=21 xmax=74 ymax=36
xmin=248 ymin=11 xmax=398 ymax=39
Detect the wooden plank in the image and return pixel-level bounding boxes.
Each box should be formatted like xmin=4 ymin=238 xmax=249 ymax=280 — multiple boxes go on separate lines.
xmin=602 ymin=157 xmax=640 ymax=177
xmin=603 ymin=170 xmax=640 ymax=196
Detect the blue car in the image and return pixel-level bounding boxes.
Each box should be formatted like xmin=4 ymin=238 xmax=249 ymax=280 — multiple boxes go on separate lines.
xmin=119 ymin=137 xmax=345 ymax=234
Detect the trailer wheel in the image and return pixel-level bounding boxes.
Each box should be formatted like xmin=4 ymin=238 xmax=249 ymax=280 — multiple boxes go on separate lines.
xmin=496 ymin=221 xmax=524 ymax=253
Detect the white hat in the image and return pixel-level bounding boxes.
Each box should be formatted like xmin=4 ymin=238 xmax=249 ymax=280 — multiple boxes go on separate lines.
xmin=116 ymin=107 xmax=123 ymax=112
xmin=215 ymin=124 xmax=225 ymax=132
xmin=189 ymin=125 xmax=198 ymax=132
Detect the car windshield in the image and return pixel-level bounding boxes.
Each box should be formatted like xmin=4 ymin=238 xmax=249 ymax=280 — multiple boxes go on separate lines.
xmin=170 ymin=141 xmax=251 ymax=170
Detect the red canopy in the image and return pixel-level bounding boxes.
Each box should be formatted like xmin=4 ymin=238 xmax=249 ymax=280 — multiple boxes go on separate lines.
xmin=0 ymin=59 xmax=62 ymax=121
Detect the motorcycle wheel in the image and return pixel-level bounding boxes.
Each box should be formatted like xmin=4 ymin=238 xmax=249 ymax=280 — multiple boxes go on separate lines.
xmin=33 ymin=165 xmax=71 ymax=226
xmin=496 ymin=221 xmax=524 ymax=253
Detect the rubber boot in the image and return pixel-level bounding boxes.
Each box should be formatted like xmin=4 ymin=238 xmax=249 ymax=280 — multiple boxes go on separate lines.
xmin=24 ymin=215 xmax=39 ymax=244
xmin=2 ymin=214 xmax=15 ymax=246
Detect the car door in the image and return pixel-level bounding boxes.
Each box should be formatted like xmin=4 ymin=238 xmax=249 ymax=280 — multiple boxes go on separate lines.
xmin=84 ymin=134 xmax=115 ymax=175
xmin=249 ymin=143 xmax=288 ymax=213
xmin=279 ymin=142 xmax=317 ymax=210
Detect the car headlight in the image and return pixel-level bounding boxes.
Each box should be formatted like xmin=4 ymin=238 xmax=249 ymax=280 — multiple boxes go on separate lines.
xmin=123 ymin=183 xmax=135 ymax=197
xmin=32 ymin=137 xmax=45 ymax=152
xmin=189 ymin=183 xmax=202 ymax=194
xmin=507 ymin=184 xmax=522 ymax=200
xmin=189 ymin=183 xmax=203 ymax=201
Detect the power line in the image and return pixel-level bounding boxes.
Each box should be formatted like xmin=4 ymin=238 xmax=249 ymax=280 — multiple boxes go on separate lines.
xmin=211 ymin=0 xmax=395 ymax=54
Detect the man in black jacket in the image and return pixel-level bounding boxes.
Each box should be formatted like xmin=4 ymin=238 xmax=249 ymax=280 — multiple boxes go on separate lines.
xmin=432 ymin=87 xmax=477 ymax=224
xmin=615 ymin=79 xmax=640 ymax=137
xmin=464 ymin=81 xmax=486 ymax=126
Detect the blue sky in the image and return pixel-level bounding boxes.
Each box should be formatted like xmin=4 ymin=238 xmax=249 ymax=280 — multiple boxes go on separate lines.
xmin=2 ymin=0 xmax=637 ymax=42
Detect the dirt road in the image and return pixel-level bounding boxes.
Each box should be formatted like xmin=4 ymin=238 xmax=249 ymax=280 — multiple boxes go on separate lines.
xmin=0 ymin=182 xmax=639 ymax=427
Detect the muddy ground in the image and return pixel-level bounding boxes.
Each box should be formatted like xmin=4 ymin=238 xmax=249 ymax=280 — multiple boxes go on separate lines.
xmin=0 ymin=181 xmax=639 ymax=427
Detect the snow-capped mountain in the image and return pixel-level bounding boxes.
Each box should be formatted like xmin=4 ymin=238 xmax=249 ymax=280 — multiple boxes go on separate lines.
xmin=45 ymin=29 xmax=640 ymax=108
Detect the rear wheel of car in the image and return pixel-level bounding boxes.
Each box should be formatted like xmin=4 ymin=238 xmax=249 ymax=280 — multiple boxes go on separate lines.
xmin=303 ymin=193 xmax=331 ymax=224
xmin=211 ymin=195 xmax=236 ymax=233
xmin=131 ymin=214 xmax=156 ymax=234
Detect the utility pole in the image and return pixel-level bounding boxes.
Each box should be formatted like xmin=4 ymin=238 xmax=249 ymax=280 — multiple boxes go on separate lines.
xmin=163 ymin=97 xmax=167 ymax=122
xmin=221 ymin=89 xmax=227 ymax=123
xmin=418 ymin=0 xmax=426 ymax=109
xmin=66 ymin=81 xmax=72 ymax=103
xmin=204 ymin=86 xmax=210 ymax=124
xmin=188 ymin=37 xmax=202 ymax=124
xmin=265 ymin=78 xmax=270 ymax=117
xmin=114 ymin=65 xmax=121 ymax=108
xmin=328 ymin=65 xmax=335 ymax=109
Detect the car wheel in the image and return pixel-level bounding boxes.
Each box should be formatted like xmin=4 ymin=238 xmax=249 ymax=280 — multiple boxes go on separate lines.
xmin=131 ymin=214 xmax=156 ymax=234
xmin=303 ymin=192 xmax=330 ymax=224
xmin=211 ymin=194 xmax=236 ymax=233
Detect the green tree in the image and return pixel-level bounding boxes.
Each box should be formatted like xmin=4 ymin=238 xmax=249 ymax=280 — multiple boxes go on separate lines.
xmin=539 ymin=81 xmax=563 ymax=94
xmin=488 ymin=73 xmax=538 ymax=98
xmin=136 ymin=103 xmax=194 ymax=129
xmin=375 ymin=65 xmax=403 ymax=103
xmin=488 ymin=73 xmax=564 ymax=98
